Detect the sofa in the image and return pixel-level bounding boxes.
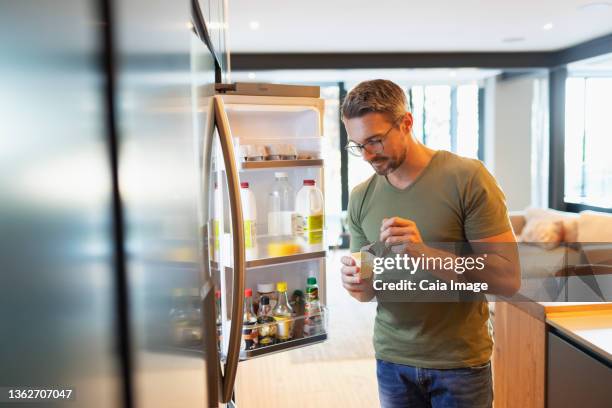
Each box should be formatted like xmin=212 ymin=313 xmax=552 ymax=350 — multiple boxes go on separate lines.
xmin=508 ymin=208 xmax=612 ymax=302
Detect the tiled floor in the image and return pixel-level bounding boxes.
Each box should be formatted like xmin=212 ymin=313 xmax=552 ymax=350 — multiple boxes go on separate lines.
xmin=235 ymin=249 xmax=380 ymax=407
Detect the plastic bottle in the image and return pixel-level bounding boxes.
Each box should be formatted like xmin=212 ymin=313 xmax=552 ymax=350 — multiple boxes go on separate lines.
xmin=304 ymin=277 xmax=323 ymax=336
xmin=267 ymin=172 xmax=295 ymax=236
xmin=295 ymin=179 xmax=324 ymax=246
xmin=240 ymin=182 xmax=257 ymax=251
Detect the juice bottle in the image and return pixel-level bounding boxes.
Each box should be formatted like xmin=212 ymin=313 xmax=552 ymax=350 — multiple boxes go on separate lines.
xmin=295 ymin=179 xmax=324 ymax=247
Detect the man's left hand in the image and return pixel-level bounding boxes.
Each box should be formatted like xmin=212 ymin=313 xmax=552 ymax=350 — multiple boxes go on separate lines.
xmin=379 ymin=217 xmax=425 ymax=254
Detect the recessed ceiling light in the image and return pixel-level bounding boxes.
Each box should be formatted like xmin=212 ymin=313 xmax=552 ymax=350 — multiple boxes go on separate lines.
xmin=542 ymin=22 xmax=553 ymax=30
xmin=578 ymin=2 xmax=612 ymax=11
xmin=248 ymin=72 xmax=256 ymax=80
xmin=249 ymin=21 xmax=260 ymax=30
xmin=502 ymin=37 xmax=525 ymax=43
xmin=185 ymin=21 xmax=194 ymax=30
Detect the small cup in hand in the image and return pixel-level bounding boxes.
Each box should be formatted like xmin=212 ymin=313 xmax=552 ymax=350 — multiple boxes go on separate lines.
xmin=351 ymin=252 xmax=372 ymax=280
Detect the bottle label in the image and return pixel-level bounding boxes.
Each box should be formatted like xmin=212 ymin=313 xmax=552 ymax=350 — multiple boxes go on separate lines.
xmin=241 ymin=323 xmax=258 ymax=350
xmin=213 ymin=220 xmax=220 ymax=249
xmin=293 ymin=214 xmax=323 ymax=244
xmin=292 ymin=214 xmax=303 ymax=236
xmin=244 ymin=220 xmax=256 ymax=248
xmin=306 ymin=288 xmax=319 ymax=302
xmin=257 ymin=316 xmax=276 ymax=346
xmin=306 ymin=215 xmax=323 ymax=244
xmin=306 ymin=214 xmax=323 ymax=231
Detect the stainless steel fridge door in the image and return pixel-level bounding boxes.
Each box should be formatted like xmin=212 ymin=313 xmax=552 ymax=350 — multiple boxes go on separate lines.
xmin=0 ymin=1 xmax=122 ymax=406
xmin=114 ymin=0 xmax=220 ymax=407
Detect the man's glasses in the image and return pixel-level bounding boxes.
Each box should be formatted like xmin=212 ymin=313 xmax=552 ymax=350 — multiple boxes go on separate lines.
xmin=344 ymin=120 xmax=399 ymax=157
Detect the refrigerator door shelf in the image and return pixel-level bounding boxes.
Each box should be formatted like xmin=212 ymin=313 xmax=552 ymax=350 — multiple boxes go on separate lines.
xmin=221 ymin=306 xmax=328 ymax=361
xmin=211 ymin=235 xmax=327 ymax=270
xmin=246 ymin=250 xmax=327 ymax=269
xmin=241 ymin=333 xmax=328 ymax=361
xmin=210 ymin=249 xmax=326 ymax=270
xmin=241 ymin=159 xmax=324 ymax=170
xmin=216 ymin=82 xmax=320 ymax=98
xmin=235 ymin=136 xmax=323 ymax=163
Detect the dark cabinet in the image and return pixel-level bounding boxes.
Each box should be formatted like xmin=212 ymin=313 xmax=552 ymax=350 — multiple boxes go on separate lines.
xmin=547 ymin=332 xmax=612 ymax=408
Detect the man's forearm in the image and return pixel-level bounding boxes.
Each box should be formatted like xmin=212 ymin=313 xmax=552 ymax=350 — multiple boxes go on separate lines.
xmin=409 ymin=245 xmax=520 ymax=296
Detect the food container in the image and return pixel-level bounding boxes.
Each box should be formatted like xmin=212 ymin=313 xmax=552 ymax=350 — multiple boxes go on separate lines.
xmin=240 ymin=144 xmax=267 ymax=161
xmin=267 ymin=144 xmax=297 ymax=160
xmin=352 ymin=251 xmax=373 ymax=280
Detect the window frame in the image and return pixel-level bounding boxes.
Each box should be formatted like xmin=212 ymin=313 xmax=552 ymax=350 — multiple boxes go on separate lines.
xmin=553 ymin=73 xmax=612 ymax=213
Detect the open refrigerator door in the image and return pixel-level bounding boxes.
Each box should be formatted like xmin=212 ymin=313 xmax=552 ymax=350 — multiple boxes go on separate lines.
xmin=206 ymin=84 xmax=329 ymax=384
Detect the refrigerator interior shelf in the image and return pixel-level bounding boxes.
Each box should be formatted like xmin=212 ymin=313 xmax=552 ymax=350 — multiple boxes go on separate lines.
xmin=241 ymin=159 xmax=323 ymax=170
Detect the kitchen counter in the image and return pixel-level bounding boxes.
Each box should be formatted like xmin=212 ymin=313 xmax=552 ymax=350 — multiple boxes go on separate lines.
xmin=547 ymin=309 xmax=612 ymax=363
xmin=498 ymin=297 xmax=612 ymax=321
xmin=493 ymin=301 xmax=612 ymax=408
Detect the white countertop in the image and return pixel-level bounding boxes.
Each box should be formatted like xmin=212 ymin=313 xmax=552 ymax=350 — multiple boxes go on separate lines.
xmin=547 ymin=310 xmax=612 ymax=363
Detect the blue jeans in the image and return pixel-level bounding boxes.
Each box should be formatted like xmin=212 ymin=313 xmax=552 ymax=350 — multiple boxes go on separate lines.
xmin=376 ymin=359 xmax=493 ymax=408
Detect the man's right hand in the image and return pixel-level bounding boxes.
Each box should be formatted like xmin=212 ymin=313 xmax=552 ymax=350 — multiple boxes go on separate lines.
xmin=340 ymin=255 xmax=375 ymax=302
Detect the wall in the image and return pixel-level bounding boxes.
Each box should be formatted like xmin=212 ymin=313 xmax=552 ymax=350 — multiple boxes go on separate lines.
xmin=485 ymin=75 xmax=537 ymax=211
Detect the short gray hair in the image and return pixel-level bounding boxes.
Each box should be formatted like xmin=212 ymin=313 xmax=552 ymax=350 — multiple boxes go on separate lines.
xmin=341 ymin=79 xmax=407 ymax=122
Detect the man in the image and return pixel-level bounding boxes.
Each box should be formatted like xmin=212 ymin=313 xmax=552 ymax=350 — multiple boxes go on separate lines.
xmin=340 ymin=79 xmax=520 ymax=408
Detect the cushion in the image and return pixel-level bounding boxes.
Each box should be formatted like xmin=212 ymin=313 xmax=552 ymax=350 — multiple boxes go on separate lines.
xmin=524 ymin=207 xmax=579 ymax=242
xmin=578 ymin=211 xmax=612 ymax=243
xmin=519 ymin=218 xmax=564 ymax=249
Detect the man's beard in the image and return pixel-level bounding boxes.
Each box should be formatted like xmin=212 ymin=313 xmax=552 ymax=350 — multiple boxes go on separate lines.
xmin=369 ymin=150 xmax=406 ymax=175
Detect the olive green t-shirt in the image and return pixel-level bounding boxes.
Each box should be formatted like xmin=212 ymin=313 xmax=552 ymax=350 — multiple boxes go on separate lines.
xmin=348 ymin=150 xmax=511 ymax=368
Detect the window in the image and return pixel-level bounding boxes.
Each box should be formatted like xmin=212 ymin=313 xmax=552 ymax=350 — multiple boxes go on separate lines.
xmin=565 ymin=77 xmax=612 ymax=208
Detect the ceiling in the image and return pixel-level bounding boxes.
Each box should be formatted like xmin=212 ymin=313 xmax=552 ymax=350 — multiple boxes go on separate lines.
xmin=227 ymin=0 xmax=612 ymax=53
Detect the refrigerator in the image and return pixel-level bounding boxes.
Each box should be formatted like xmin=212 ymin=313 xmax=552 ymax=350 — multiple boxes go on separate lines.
xmin=1 ymin=0 xmax=328 ymax=407
xmin=1 ymin=0 xmax=224 ymax=407
xmin=200 ymin=83 xmax=329 ymax=405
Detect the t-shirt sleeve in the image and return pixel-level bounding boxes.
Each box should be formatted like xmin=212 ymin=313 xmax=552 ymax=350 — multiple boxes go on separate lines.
xmin=347 ymin=189 xmax=369 ymax=253
xmin=463 ymin=163 xmax=512 ymax=240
